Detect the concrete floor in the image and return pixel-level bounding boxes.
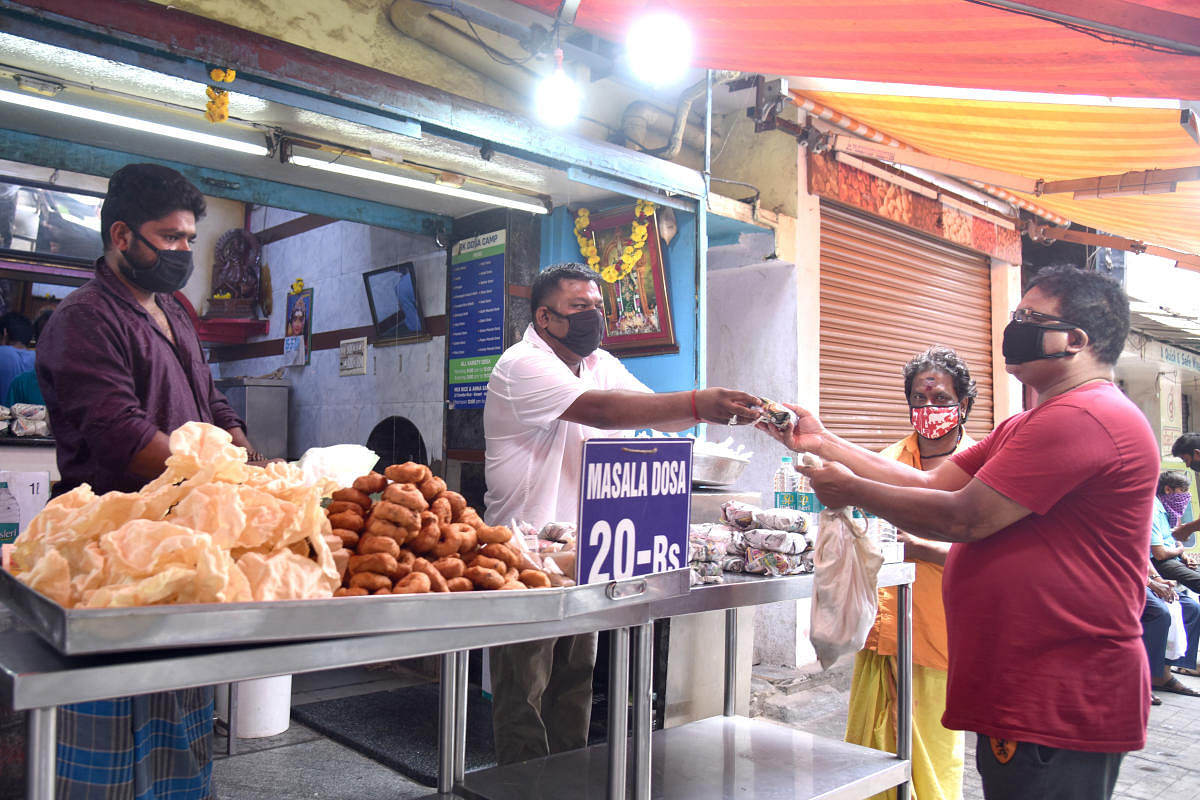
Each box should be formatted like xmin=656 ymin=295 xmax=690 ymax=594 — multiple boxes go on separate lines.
xmin=208 ymin=658 xmax=1200 ymax=800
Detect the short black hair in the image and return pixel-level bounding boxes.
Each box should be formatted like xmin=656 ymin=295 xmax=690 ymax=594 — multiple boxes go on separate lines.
xmin=32 ymin=307 xmax=53 ymax=342
xmin=100 ymin=163 xmax=206 ymax=248
xmin=1172 ymin=432 xmax=1200 ymax=459
xmin=902 ymin=345 xmax=977 ymax=416
xmin=1024 ymin=264 xmax=1129 ymax=365
xmin=530 ymin=263 xmax=602 ymax=314
xmin=1159 ymin=470 xmax=1191 ymax=493
xmin=0 ymin=312 xmax=34 ymax=346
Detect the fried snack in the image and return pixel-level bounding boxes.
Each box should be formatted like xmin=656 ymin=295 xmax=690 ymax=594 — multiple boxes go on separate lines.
xmin=446 ymin=577 xmax=474 ymax=592
xmin=385 ymin=462 xmax=430 ymax=484
xmin=519 ymin=569 xmax=551 ymax=588
xmin=395 ymin=548 xmax=416 ymax=571
xmin=325 ymin=500 xmax=363 ymax=517
xmin=417 ymin=475 xmax=447 ymax=502
xmin=335 ymin=586 xmax=369 ymax=597
xmin=352 ymin=472 xmax=388 ymax=494
xmin=480 ymin=543 xmax=519 ymax=569
xmin=412 ymin=557 xmax=449 ymax=592
xmin=331 ymin=487 xmax=372 ymax=511
xmin=365 ymin=517 xmax=408 ymax=545
xmin=438 ymin=491 xmax=468 ymax=521
xmin=374 ymin=587 xmax=391 ymax=595
xmin=409 ymin=511 xmax=439 ymax=554
xmin=430 ymin=496 xmax=452 ymax=526
xmin=459 ymin=508 xmax=484 ymax=530
xmin=432 ymin=556 xmax=465 ymax=580
xmin=328 ymin=510 xmax=365 ymax=532
xmin=383 ymin=482 xmax=428 ymax=512
xmin=332 ymin=528 xmax=360 ymax=549
xmin=349 ymin=552 xmax=400 ymax=578
xmin=499 ymin=581 xmax=525 ymax=590
xmin=372 ymin=500 xmax=419 ymax=530
xmin=349 ymin=571 xmax=391 ymax=592
xmin=477 ymin=524 xmax=513 ymax=545
xmin=331 ymin=548 xmax=352 ymax=577
xmin=393 ymin=571 xmax=431 ymax=594
xmin=505 ymin=566 xmax=519 ymax=583
xmin=457 ymin=526 xmax=478 ymax=553
xmin=358 ymin=535 xmax=401 ymax=559
xmin=469 ymin=554 xmax=506 ymax=573
xmin=432 ymin=523 xmax=472 ymax=558
xmin=465 ymin=565 xmax=505 ymax=590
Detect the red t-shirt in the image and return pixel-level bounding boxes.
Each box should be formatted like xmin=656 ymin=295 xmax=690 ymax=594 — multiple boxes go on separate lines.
xmin=944 ymin=381 xmax=1157 ymax=752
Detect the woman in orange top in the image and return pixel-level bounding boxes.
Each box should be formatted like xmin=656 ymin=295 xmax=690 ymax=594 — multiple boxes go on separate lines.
xmin=844 ymin=345 xmax=977 ymax=800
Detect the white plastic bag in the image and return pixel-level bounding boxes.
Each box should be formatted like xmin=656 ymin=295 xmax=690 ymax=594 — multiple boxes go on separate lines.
xmin=809 ymin=506 xmax=885 ymax=669
xmin=1167 ymin=598 xmax=1188 ymax=661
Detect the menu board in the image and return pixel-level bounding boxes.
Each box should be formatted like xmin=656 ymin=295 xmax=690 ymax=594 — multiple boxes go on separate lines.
xmin=447 ymin=230 xmax=506 ymax=409
xmin=577 ymin=437 xmax=692 ymax=584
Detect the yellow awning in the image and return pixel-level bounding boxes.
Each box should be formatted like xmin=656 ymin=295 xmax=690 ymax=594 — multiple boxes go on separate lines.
xmin=798 ymin=91 xmax=1200 ymax=258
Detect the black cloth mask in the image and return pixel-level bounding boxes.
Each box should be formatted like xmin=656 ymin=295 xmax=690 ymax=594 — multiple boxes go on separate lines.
xmin=545 ymin=307 xmax=605 ymax=357
xmin=119 ymin=227 xmax=195 ymax=294
xmin=1001 ymin=320 xmax=1076 ymax=365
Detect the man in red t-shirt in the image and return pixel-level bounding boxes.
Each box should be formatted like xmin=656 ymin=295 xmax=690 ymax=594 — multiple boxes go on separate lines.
xmin=761 ymin=265 xmax=1158 ymax=800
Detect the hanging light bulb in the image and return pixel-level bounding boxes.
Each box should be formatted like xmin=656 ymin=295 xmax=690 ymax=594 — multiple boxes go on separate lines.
xmin=535 ymin=48 xmax=581 ymax=127
xmin=626 ymin=8 xmax=693 ymax=87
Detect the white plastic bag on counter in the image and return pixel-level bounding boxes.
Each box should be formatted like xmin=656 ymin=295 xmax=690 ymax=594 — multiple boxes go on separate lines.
xmin=809 ymin=506 xmax=884 ymax=669
xmin=295 ymin=444 xmax=378 ymax=491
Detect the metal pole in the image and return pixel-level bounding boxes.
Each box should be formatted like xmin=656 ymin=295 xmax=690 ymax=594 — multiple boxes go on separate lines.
xmin=722 ymin=608 xmax=738 ymax=716
xmin=27 ymin=706 xmax=56 ymax=800
xmin=438 ymin=652 xmax=457 ymax=794
xmin=695 ymin=68 xmax=713 ymax=395
xmin=630 ymin=623 xmax=653 ymax=800
xmin=226 ymin=681 xmax=240 ymax=755
xmin=453 ymin=649 xmax=469 ymax=786
xmin=896 ymin=581 xmax=914 ymax=800
xmin=607 ymin=627 xmax=631 ymax=800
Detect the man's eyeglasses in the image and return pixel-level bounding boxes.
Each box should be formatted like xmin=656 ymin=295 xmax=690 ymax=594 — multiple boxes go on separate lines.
xmin=1010 ymin=308 xmax=1084 ymax=330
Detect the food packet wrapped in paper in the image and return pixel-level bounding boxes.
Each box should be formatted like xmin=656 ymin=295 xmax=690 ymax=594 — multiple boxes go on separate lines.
xmin=756 ymin=396 xmax=797 ymax=431
xmin=752 ymin=507 xmax=807 ymax=533
xmin=10 ymin=421 xmax=339 ymax=608
xmin=741 ymin=528 xmax=812 ymax=555
xmin=720 ymin=500 xmax=757 ymax=530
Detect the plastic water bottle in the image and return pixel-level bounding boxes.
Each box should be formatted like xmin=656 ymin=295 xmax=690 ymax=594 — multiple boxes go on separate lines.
xmin=772 ymin=456 xmax=798 ymax=509
xmin=0 ymin=482 xmax=19 ymax=546
xmin=796 ymin=471 xmax=822 ymax=534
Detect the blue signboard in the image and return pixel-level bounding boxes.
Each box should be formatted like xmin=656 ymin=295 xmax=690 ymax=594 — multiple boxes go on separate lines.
xmin=447 ymin=230 xmax=506 ymax=408
xmin=577 ymin=438 xmax=692 ymax=584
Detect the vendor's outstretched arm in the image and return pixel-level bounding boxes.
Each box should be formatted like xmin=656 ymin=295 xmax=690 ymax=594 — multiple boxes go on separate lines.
xmin=561 ymin=387 xmax=760 ymax=431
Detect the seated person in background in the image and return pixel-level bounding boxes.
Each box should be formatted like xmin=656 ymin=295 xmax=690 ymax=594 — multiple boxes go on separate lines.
xmin=1150 ymin=470 xmax=1200 ymax=593
xmin=0 ymin=311 xmax=35 ymax=401
xmin=1142 ymin=567 xmax=1200 ymax=701
xmin=5 ymin=370 xmax=44 ymax=406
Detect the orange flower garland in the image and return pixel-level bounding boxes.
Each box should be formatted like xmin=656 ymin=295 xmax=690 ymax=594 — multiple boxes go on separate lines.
xmin=574 ymin=200 xmax=655 ymax=283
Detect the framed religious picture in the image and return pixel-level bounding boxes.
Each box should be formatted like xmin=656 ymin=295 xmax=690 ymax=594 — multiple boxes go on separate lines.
xmin=574 ymin=201 xmax=678 ymax=357
xmin=283 ymin=287 xmax=313 ymax=366
xmin=363 ymin=262 xmax=430 ymax=345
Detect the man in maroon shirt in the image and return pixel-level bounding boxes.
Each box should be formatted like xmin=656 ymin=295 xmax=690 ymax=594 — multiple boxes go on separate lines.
xmin=33 ymin=163 xmax=268 ymax=799
xmin=37 ymin=162 xmax=263 ymax=497
xmin=761 ymin=265 xmax=1158 ymax=800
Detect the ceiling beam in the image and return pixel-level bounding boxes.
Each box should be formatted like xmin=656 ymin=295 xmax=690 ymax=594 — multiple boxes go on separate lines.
xmin=1023 ymin=221 xmax=1200 ymax=271
xmin=1039 ymin=166 xmax=1200 ymax=198
xmin=830 ymin=135 xmax=1039 ymax=194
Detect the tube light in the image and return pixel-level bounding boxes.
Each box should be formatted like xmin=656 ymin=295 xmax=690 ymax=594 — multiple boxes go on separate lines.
xmin=0 ymin=88 xmax=269 ymax=156
xmin=289 ymin=153 xmax=550 ymax=215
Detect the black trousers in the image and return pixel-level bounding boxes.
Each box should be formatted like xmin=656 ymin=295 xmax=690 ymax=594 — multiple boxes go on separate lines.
xmin=1153 ymin=556 xmax=1200 ymax=594
xmin=975 ymin=734 xmax=1124 ymax=800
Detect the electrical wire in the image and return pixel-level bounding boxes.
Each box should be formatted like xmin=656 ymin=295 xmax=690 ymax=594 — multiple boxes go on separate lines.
xmin=963 ymin=0 xmax=1199 ymax=57
xmin=416 ymin=0 xmax=557 ymax=66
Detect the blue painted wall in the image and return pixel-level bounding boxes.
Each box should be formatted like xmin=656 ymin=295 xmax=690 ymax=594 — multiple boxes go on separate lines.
xmin=539 ymin=206 xmax=697 ymax=393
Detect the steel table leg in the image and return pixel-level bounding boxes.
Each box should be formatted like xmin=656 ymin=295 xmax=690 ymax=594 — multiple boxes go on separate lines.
xmin=630 ymin=623 xmax=653 ymax=800
xmin=453 ymin=649 xmax=469 ymax=786
xmin=896 ymin=581 xmax=913 ymax=800
xmin=723 ymin=608 xmax=737 ymax=716
xmin=607 ymin=627 xmax=630 ymax=800
xmin=438 ymin=652 xmax=457 ymax=794
xmin=226 ymin=681 xmax=240 ymax=755
xmin=28 ymin=706 xmax=56 ymax=800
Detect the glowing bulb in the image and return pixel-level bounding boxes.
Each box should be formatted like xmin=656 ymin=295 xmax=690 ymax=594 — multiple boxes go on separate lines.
xmin=535 ymin=49 xmax=581 ymax=127
xmin=626 ymin=10 xmax=693 ymax=87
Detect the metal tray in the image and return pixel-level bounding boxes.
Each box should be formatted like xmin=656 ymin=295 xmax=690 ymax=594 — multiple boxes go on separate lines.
xmin=0 ymin=567 xmax=691 ymax=656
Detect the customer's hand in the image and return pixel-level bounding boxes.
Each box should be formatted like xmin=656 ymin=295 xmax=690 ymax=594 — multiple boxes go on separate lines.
xmin=796 ymin=458 xmax=858 ymax=510
xmin=1150 ymin=576 xmax=1177 ymax=602
xmin=756 ymin=402 xmax=829 ymax=456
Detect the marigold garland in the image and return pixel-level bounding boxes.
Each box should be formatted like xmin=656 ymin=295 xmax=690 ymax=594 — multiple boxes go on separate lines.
xmin=205 ymin=67 xmax=236 ymax=123
xmin=574 ymin=199 xmax=655 ymax=283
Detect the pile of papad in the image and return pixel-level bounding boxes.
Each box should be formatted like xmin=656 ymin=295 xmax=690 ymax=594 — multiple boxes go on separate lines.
xmin=7 ymin=421 xmax=340 ymax=608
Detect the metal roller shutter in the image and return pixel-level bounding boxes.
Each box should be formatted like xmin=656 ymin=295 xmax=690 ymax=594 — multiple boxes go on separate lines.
xmin=820 ymin=203 xmax=994 ymax=452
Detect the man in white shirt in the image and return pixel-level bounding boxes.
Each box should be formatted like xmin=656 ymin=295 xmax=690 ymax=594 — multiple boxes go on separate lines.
xmin=484 ymin=263 xmax=759 ymax=764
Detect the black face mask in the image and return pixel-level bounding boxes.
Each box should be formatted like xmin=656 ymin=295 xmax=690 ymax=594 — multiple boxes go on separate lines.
xmin=545 ymin=307 xmax=605 ymax=357
xmin=1001 ymin=320 xmax=1077 ymax=365
xmin=119 ymin=227 xmax=195 ymax=294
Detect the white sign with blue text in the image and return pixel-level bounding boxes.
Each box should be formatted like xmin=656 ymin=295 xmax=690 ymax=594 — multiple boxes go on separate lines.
xmin=577 ymin=438 xmax=692 ymax=584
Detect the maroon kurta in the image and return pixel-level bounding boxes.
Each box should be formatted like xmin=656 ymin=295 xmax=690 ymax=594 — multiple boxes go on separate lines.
xmin=36 ymin=258 xmax=243 ymax=495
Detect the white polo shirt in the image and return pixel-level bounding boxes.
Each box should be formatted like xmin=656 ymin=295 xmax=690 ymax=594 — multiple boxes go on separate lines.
xmin=483 ymin=324 xmax=651 ymax=528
